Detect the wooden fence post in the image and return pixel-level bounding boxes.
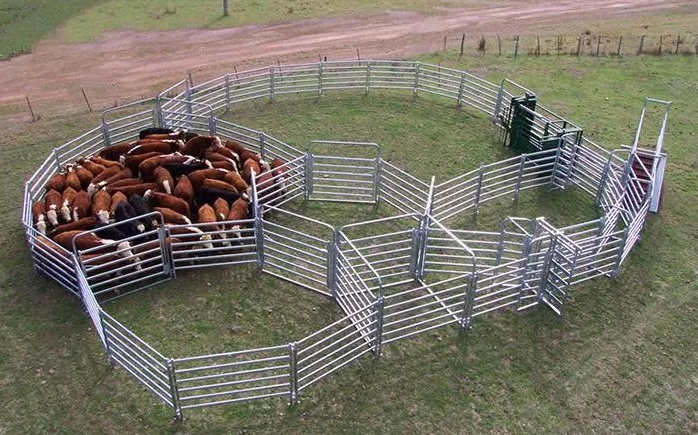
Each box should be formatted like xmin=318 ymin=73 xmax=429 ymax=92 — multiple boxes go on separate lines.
xmin=638 ymin=35 xmax=645 ymax=55
xmin=497 ymin=35 xmax=502 ymax=56
xmin=514 ymin=36 xmax=519 ymax=57
xmin=596 ymin=36 xmax=601 ymax=57
xmin=617 ymin=36 xmax=623 ymax=56
xmin=460 ymin=34 xmax=465 ymax=58
xmin=223 ymin=0 xmax=229 ymax=16
xmin=576 ymin=36 xmax=582 ymax=56
xmin=658 ymin=34 xmax=663 ymax=55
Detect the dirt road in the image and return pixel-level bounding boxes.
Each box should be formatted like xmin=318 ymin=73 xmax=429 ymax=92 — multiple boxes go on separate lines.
xmin=0 ymin=0 xmax=692 ymax=113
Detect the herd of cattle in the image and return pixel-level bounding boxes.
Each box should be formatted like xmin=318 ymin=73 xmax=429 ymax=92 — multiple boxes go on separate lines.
xmin=31 ymin=128 xmax=289 ymax=268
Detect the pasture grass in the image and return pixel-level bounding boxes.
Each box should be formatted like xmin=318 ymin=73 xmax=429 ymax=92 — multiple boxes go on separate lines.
xmin=1 ymin=54 xmax=698 ymax=434
xmin=59 ymin=0 xmax=459 ymax=43
xmin=0 ymin=0 xmax=103 ymax=59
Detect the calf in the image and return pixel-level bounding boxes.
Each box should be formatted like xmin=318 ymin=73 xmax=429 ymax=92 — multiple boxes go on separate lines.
xmin=46 ymin=172 xmax=65 ymax=192
xmin=154 ymin=166 xmax=175 ymax=195
xmin=72 ymin=190 xmax=91 ymax=222
xmin=78 ymin=158 xmax=106 ymax=176
xmin=198 ymin=203 xmax=228 ymax=247
xmin=242 ymin=159 xmax=260 ymax=185
xmin=144 ymin=190 xmax=191 ymax=217
xmin=64 ymin=167 xmax=82 ymax=191
xmin=197 ymin=186 xmax=240 ymax=207
xmin=188 ymin=168 xmax=227 ymax=191
xmin=91 ymin=189 xmax=111 ymax=224
xmin=213 ymin=197 xmax=230 ymax=222
xmin=173 ymin=175 xmax=194 ymax=205
xmin=99 ymin=141 xmax=138 ymax=161
xmin=110 ymin=191 xmax=128 ymax=217
xmin=45 ymin=189 xmax=62 ymax=227
xmin=181 ymin=135 xmax=223 ymax=158
xmin=139 ymin=127 xmax=174 ymax=139
xmin=106 ymin=182 xmax=158 ymax=198
xmin=87 ymin=166 xmax=122 ymax=196
xmin=32 ymin=201 xmax=48 ymax=235
xmin=75 ymin=165 xmax=95 ymax=188
xmin=129 ymin=194 xmax=152 ymax=231
xmin=227 ymin=198 xmax=250 ymax=241
xmin=60 ymin=187 xmax=78 ymax=223
xmin=50 ymin=217 xmax=97 ymax=236
xmin=154 ymin=207 xmax=191 ymax=225
xmin=162 ymin=159 xmax=211 ymax=178
xmin=114 ymin=201 xmax=142 ymax=236
xmin=121 ymin=151 xmax=163 ymax=176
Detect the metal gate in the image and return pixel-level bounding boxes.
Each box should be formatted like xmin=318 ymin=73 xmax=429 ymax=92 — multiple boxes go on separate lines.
xmin=306 ymin=141 xmax=380 ymax=204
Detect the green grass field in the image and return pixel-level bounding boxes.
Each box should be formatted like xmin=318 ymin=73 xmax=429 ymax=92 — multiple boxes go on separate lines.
xmin=1 ymin=52 xmax=698 ymax=435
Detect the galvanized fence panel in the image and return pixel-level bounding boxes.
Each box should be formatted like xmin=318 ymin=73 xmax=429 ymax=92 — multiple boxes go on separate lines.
xmin=160 ymin=98 xmax=215 ymax=133
xmin=333 ymin=245 xmax=377 ymax=318
xmin=470 ymin=258 xmax=528 ymax=319
xmin=272 ymin=63 xmax=320 ymax=96
xmin=216 ymin=119 xmax=262 ymax=153
xmin=260 ymin=207 xmax=335 ymax=297
xmin=168 ymin=218 xmax=258 ymax=271
xmin=367 ymin=61 xmax=417 ymax=91
xmin=74 ymin=212 xmax=172 ymax=302
xmin=190 ymin=75 xmax=229 ymax=112
xmin=25 ymin=226 xmax=79 ymax=295
xmin=102 ymin=99 xmax=158 ymax=145
xmin=567 ymin=229 xmax=625 ymax=284
xmin=54 ymin=126 xmax=105 ymax=168
xmin=416 ymin=63 xmax=461 ymax=101
xmin=338 ymin=214 xmax=420 ymax=291
xmin=306 ymin=141 xmax=380 ymax=204
xmin=426 ymin=229 xmax=502 ymax=274
xmin=227 ymin=67 xmax=272 ymax=104
xmin=378 ymin=160 xmax=430 ymax=215
xmin=101 ymin=311 xmax=173 ymax=406
xmin=381 ymin=273 xmax=470 ymax=344
xmin=262 ymin=133 xmax=304 ymax=162
xmin=256 ymin=154 xmax=306 ymax=209
xmin=76 ymin=259 xmax=105 ymax=345
xmin=172 ymin=345 xmax=290 ymax=410
xmin=319 ymin=61 xmax=369 ymax=93
xmin=296 ymin=303 xmax=377 ymax=391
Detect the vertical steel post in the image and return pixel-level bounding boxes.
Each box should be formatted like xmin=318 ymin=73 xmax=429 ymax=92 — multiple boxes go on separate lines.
xmin=456 ymin=72 xmax=466 ymax=108
xmin=166 ymin=359 xmax=183 ymax=421
xmin=513 ymin=153 xmax=526 ymax=201
xmin=100 ymin=119 xmax=111 ymax=148
xmin=52 ymin=149 xmax=62 ymax=171
xmin=318 ymin=62 xmax=323 ymax=97
xmin=158 ymin=225 xmax=175 ymax=279
xmin=549 ymin=142 xmax=564 ymax=188
xmin=595 ymin=158 xmax=613 ymax=207
xmin=493 ymin=80 xmax=506 ymax=124
xmin=473 ymin=165 xmax=485 ymax=215
xmin=516 ymin=235 xmax=534 ymax=311
xmin=288 ymin=342 xmax=299 ymax=405
xmin=537 ymin=232 xmax=558 ymax=303
xmin=461 ymin=272 xmax=477 ymax=328
xmin=259 ymin=132 xmax=267 ymax=160
xmin=269 ymin=66 xmax=275 ymax=102
xmin=185 ymin=87 xmax=193 ymax=129
xmin=611 ymin=226 xmax=630 ymax=278
xmin=494 ymin=220 xmax=507 ymax=266
xmin=326 ymin=235 xmax=337 ymax=297
xmin=254 ymin=214 xmax=265 ymax=270
xmin=373 ymin=297 xmax=384 ymax=359
xmin=208 ymin=113 xmax=217 ymax=135
xmin=365 ymin=62 xmax=371 ymax=95
xmin=98 ymin=310 xmax=113 ymax=364
xmin=373 ymin=157 xmax=382 ymax=205
xmin=409 ymin=228 xmax=420 ymax=279
xmin=305 ymin=153 xmax=314 ymax=199
xmin=413 ymin=62 xmax=420 ymax=96
xmin=224 ymin=73 xmax=231 ymax=111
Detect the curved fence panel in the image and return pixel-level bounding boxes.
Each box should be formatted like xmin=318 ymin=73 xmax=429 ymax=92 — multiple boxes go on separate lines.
xmin=172 ymin=345 xmax=290 ymax=411
xmin=102 ymin=99 xmax=158 ymax=146
xmin=378 ymin=160 xmax=430 ymax=215
xmin=101 ymin=311 xmax=173 ymax=407
xmin=168 ymin=218 xmax=258 ymax=271
xmin=296 ymin=303 xmax=377 ymax=392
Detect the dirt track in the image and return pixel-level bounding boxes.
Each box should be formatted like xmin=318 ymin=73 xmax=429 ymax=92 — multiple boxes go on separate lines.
xmin=0 ymin=0 xmax=692 ymax=113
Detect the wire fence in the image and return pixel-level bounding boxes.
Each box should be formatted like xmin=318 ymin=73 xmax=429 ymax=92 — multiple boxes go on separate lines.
xmin=21 ymin=60 xmax=667 ymax=419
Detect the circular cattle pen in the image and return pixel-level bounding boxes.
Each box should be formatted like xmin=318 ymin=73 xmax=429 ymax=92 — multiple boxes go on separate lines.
xmin=22 ymin=60 xmax=670 ymax=420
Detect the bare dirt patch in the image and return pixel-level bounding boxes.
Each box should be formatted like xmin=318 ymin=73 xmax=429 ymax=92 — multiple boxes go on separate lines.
xmin=0 ymin=0 xmax=692 ymax=116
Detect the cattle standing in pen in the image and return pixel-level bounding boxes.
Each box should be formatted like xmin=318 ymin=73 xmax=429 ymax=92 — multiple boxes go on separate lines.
xmin=32 ymin=201 xmax=48 ymax=235
xmin=72 ymin=190 xmax=91 ymax=222
xmin=144 ymin=190 xmax=190 ymax=217
xmin=91 ymin=189 xmax=111 ymax=225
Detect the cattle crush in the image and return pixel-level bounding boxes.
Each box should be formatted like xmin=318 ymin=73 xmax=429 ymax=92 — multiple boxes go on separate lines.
xmin=22 ymin=60 xmax=670 ymax=420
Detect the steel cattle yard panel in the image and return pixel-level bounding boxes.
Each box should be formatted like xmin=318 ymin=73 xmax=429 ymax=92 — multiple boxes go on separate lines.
xmin=20 ymin=60 xmax=668 ymax=419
